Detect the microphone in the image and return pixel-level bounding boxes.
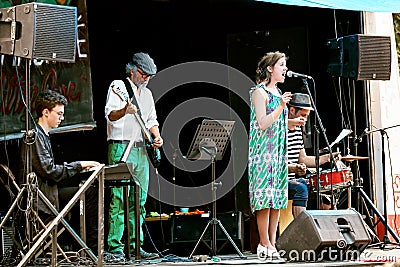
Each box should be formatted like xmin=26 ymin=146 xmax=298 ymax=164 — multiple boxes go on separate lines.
xmin=355 ymin=128 xmax=368 ymax=143
xmin=286 ymin=70 xmax=312 ymax=79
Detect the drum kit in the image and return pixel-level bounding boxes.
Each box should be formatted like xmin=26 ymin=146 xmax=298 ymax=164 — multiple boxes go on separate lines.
xmin=308 ymin=154 xmax=369 ymax=208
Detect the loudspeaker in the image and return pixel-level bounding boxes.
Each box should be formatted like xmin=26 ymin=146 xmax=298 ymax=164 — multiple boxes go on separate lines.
xmin=327 ymin=34 xmax=391 ymax=80
xmin=0 ymin=2 xmax=77 ymax=62
xmin=276 ymin=209 xmax=371 ymax=261
xmin=170 ymin=212 xmax=243 ymax=248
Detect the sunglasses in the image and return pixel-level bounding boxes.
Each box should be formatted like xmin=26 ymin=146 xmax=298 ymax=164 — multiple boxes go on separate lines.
xmin=136 ymin=68 xmax=154 ymax=79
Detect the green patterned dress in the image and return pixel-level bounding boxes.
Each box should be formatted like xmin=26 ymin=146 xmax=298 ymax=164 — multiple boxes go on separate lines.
xmin=248 ymin=84 xmax=288 ymax=213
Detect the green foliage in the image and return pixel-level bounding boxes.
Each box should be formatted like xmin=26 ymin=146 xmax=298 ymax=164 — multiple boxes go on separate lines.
xmin=393 ymin=13 xmax=400 ymax=73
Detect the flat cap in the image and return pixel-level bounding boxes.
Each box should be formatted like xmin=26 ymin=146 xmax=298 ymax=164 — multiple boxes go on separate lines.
xmin=132 ymin=52 xmax=157 ymax=75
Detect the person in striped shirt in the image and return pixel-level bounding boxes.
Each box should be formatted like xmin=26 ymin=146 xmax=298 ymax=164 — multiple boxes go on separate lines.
xmin=287 ymin=93 xmax=340 ymax=217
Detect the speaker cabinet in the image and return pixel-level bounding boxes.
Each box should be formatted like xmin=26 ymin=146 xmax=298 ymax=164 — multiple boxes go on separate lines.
xmin=327 ymin=34 xmax=391 ymax=80
xmin=170 ymin=212 xmax=243 ymax=249
xmin=0 ymin=2 xmax=77 ymax=62
xmin=276 ymin=209 xmax=371 ymax=261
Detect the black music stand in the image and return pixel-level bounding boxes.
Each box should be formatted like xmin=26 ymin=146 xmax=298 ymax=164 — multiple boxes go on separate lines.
xmin=186 ymin=120 xmax=245 ymax=259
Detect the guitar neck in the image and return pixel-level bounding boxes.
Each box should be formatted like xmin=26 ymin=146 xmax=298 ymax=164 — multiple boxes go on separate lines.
xmin=111 ymin=86 xmax=153 ymax=143
xmin=134 ymin=113 xmax=153 ymax=142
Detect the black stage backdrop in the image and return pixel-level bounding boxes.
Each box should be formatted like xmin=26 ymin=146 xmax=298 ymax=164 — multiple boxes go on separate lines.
xmin=0 ymin=0 xmax=371 ymax=219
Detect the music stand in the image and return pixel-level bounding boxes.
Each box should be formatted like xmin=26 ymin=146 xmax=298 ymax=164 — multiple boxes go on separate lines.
xmin=187 ymin=120 xmax=245 ymax=258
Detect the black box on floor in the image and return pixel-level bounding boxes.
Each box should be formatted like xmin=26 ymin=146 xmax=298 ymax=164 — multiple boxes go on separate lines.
xmin=170 ymin=211 xmax=244 ymax=254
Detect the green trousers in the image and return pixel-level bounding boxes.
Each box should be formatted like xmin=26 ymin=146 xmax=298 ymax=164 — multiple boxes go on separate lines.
xmin=107 ymin=143 xmax=149 ymax=253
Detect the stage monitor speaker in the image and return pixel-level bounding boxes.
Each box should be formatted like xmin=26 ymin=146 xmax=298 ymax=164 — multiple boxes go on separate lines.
xmin=0 ymin=2 xmax=77 ymax=63
xmin=276 ymin=208 xmax=371 ymax=261
xmin=327 ymin=34 xmax=391 ymax=80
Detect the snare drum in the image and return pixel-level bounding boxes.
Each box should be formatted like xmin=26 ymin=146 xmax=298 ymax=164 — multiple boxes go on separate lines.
xmin=309 ymin=168 xmax=352 ymax=191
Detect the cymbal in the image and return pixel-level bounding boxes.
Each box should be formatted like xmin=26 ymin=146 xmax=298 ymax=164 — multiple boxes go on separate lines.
xmin=341 ymin=154 xmax=369 ymax=161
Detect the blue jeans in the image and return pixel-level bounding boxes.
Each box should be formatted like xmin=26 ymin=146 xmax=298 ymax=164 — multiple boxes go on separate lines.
xmin=288 ymin=178 xmax=308 ymax=207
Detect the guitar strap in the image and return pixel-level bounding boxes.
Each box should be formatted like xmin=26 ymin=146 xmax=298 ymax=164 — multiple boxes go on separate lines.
xmin=118 ymin=78 xmax=145 ymax=163
xmin=122 ymin=78 xmax=142 ymax=118
xmin=120 ymin=78 xmax=161 ymax=168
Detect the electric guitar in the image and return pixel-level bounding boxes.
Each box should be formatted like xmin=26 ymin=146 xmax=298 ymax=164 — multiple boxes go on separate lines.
xmin=111 ymin=86 xmax=161 ymax=168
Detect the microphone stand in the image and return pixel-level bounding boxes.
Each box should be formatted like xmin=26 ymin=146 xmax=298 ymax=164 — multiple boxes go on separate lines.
xmin=172 ymin=149 xmax=177 ymax=212
xmin=364 ymin=125 xmax=400 ymax=246
xmin=301 ymin=77 xmax=338 ymax=209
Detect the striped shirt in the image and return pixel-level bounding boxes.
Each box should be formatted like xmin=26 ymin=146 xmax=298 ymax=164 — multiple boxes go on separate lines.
xmin=288 ymin=126 xmax=304 ymax=179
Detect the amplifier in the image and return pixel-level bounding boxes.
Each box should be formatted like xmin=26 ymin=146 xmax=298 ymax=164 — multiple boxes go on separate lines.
xmin=170 ymin=211 xmax=243 ymax=247
xmin=0 ymin=2 xmax=77 ymax=62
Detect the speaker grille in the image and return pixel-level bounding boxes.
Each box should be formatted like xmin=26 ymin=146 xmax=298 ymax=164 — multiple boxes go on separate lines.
xmin=357 ymin=35 xmax=391 ymax=80
xmin=0 ymin=3 xmax=77 ymax=62
xmin=327 ymin=34 xmax=391 ymax=80
xmin=33 ymin=4 xmax=77 ymax=62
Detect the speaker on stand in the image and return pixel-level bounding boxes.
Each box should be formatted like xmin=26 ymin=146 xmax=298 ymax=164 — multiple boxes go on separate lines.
xmin=0 ymin=2 xmax=78 ymax=265
xmin=326 ymin=33 xmax=400 ymax=247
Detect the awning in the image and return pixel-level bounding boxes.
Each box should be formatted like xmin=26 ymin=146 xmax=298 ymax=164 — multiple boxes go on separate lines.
xmin=256 ymin=0 xmax=400 ymax=12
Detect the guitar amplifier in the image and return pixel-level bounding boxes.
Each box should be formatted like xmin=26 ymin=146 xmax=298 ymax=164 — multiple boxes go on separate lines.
xmin=0 ymin=2 xmax=77 ymax=62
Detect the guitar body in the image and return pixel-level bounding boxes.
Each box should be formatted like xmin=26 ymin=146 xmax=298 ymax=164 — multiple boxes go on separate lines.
xmin=145 ymin=142 xmax=161 ymax=168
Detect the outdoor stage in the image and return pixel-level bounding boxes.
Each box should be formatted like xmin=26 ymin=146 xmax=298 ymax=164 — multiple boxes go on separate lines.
xmin=100 ymin=247 xmax=399 ymax=267
xmin=12 ymin=246 xmax=397 ymax=266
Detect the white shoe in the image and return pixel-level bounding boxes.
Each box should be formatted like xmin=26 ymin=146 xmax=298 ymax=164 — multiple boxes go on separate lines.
xmin=257 ymin=244 xmax=278 ymax=260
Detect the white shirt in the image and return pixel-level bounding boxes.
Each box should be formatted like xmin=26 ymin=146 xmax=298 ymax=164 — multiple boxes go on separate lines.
xmin=105 ymin=78 xmax=159 ymax=141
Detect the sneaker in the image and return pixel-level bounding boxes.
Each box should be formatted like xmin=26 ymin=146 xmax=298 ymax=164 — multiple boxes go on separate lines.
xmin=103 ymin=250 xmax=126 ymax=263
xmin=131 ymin=248 xmax=158 ymax=259
xmin=257 ymin=244 xmax=280 ymax=261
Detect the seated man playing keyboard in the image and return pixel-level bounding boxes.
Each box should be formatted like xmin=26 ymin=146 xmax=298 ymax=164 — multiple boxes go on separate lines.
xmin=19 ymin=90 xmax=101 ymax=252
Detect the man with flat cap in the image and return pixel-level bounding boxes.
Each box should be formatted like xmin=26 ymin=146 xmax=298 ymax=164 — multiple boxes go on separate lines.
xmin=104 ymin=52 xmax=163 ymax=262
xmin=287 ymin=93 xmax=340 ymax=218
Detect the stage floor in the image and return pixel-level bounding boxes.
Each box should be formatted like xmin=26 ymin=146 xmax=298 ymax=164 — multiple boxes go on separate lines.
xmin=99 ymin=246 xmax=399 ymax=267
